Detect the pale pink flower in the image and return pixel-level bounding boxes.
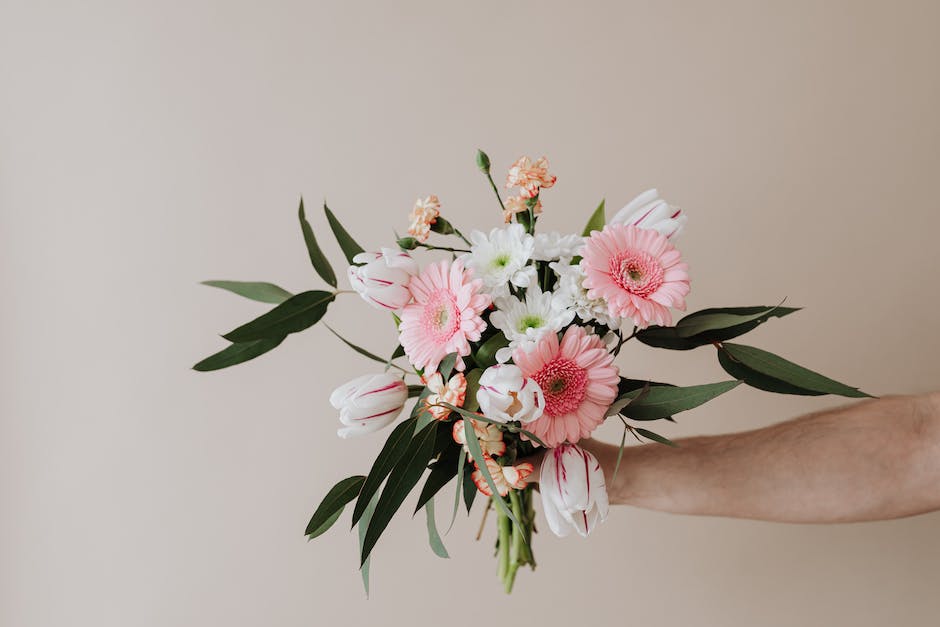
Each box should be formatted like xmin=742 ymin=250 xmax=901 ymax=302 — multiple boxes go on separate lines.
xmin=329 ymin=373 xmax=409 ymax=438
xmin=398 ymin=259 xmax=491 ymax=373
xmin=580 ymin=224 xmax=690 ymax=328
xmin=502 ymin=194 xmax=542 ymax=223
xmin=514 ymin=326 xmax=619 ymax=448
xmin=347 ymin=248 xmax=418 ymax=311
xmin=609 ymin=189 xmax=687 ymax=240
xmin=423 ymin=371 xmax=467 ymax=420
xmin=476 ymin=364 xmax=544 ymax=423
xmin=506 ymin=156 xmax=556 ymax=199
xmin=539 ymin=443 xmax=609 ymax=537
xmin=452 ymin=417 xmax=506 ymax=457
xmin=407 ymin=194 xmax=441 ymax=242
xmin=471 ymin=453 xmax=534 ymax=497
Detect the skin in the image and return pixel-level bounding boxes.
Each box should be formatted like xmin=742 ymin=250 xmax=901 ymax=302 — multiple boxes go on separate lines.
xmin=530 ymin=393 xmax=940 ymax=523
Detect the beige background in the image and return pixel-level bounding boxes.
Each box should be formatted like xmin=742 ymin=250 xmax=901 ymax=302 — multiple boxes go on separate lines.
xmin=3 ymin=1 xmax=940 ymax=625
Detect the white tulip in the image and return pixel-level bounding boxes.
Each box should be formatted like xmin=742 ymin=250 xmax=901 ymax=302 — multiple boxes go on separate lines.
xmin=347 ymin=248 xmax=418 ymax=311
xmin=539 ymin=444 xmax=610 ymax=537
xmin=476 ymin=364 xmax=544 ymax=424
xmin=609 ymin=188 xmax=687 ymax=240
xmin=329 ymin=373 xmax=408 ymax=438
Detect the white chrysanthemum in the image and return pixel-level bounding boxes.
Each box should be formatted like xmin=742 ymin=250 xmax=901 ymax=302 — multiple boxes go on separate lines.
xmin=489 ymin=285 xmax=575 ymax=362
xmin=463 ymin=223 xmax=536 ymax=298
xmin=532 ymin=232 xmax=584 ymax=262
xmin=550 ymin=262 xmax=622 ymax=329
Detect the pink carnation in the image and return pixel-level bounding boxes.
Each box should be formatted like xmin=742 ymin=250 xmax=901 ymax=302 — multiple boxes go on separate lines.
xmin=399 ymin=259 xmax=491 ymax=373
xmin=514 ymin=326 xmax=619 ymax=448
xmin=581 ymin=224 xmax=690 ymax=328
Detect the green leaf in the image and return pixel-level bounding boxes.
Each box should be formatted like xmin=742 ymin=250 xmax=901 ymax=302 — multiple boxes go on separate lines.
xmin=201 ymin=280 xmax=294 ymax=304
xmin=298 ymin=198 xmax=337 ymax=287
xmin=361 ymin=422 xmax=439 ymax=566
xmin=717 ymin=347 xmax=825 ymax=396
xmin=324 ymin=203 xmax=365 ymax=264
xmin=357 ymin=490 xmax=380 ymax=597
xmin=304 ymin=475 xmax=365 ymax=538
xmin=612 ymin=425 xmax=629 ymax=482
xmin=442 ymin=403 xmax=548 ymax=448
xmin=675 ymin=303 xmax=799 ymax=338
xmin=634 ymin=427 xmax=678 ymax=447
xmin=462 ymin=461 xmax=477 ymax=513
xmin=325 ymin=325 xmax=386 ymax=364
xmin=222 ymin=290 xmax=334 ymax=343
xmin=423 ymin=499 xmax=449 ymax=559
xmin=450 ymin=448 xmax=467 ymax=529
xmin=438 ymin=353 xmax=458 ymax=378
xmin=475 ymin=333 xmax=509 ymax=369
xmin=721 ymin=343 xmax=871 ymax=398
xmin=430 ymin=217 xmax=456 ymax=236
xmin=192 ymin=336 xmax=285 ymax=371
xmin=415 ymin=446 xmax=460 ymax=513
xmin=638 ymin=305 xmax=801 ymax=349
xmin=462 ymin=417 xmax=520 ymax=528
xmin=582 ymin=199 xmax=606 ymax=236
xmin=463 ymin=368 xmax=483 ymax=412
xmin=390 ymin=344 xmax=406 ymax=360
xmin=351 ymin=417 xmax=418 ymax=527
xmin=618 ymin=381 xmax=742 ymax=420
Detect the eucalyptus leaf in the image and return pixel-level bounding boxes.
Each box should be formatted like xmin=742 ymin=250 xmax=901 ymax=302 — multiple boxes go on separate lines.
xmin=201 ymin=280 xmax=294 ymax=304
xmin=450 ymin=449 xmax=467 ymax=529
xmin=462 ymin=462 xmax=477 ymax=513
xmin=462 ymin=418 xmax=520 ymax=528
xmin=324 ymin=203 xmax=365 ymax=264
xmin=304 ymin=475 xmax=365 ymax=538
xmin=675 ymin=303 xmax=795 ymax=338
xmin=721 ymin=343 xmax=870 ymax=398
xmin=361 ymin=422 xmax=439 ymax=566
xmin=192 ymin=336 xmax=285 ymax=371
xmin=618 ymin=380 xmax=741 ymax=420
xmin=325 ymin=325 xmax=387 ymax=364
xmin=582 ymin=199 xmax=606 ymax=236
xmin=415 ymin=446 xmax=460 ymax=513
xmin=222 ymin=290 xmax=334 ymax=343
xmin=298 ymin=198 xmax=338 ymax=287
xmin=717 ymin=347 xmax=825 ymax=396
xmin=423 ymin=499 xmax=450 ymax=559
xmin=439 ymin=353 xmax=458 ymax=378
xmin=634 ymin=427 xmax=678 ymax=447
xmin=351 ymin=418 xmax=418 ymax=526
xmin=357 ymin=490 xmax=380 ymax=597
xmin=475 ymin=333 xmax=509 ymax=369
xmin=462 ymin=368 xmax=483 ymax=413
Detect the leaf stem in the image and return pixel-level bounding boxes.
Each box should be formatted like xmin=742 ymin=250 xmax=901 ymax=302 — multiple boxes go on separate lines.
xmin=415 ymin=243 xmax=471 ymax=254
xmin=484 ymin=170 xmax=507 ymax=214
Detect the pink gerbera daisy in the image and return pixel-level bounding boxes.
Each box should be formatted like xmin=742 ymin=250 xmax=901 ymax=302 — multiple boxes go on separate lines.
xmin=580 ymin=223 xmax=690 ymax=328
xmin=514 ymin=326 xmax=620 ymax=448
xmin=399 ymin=259 xmax=491 ymax=373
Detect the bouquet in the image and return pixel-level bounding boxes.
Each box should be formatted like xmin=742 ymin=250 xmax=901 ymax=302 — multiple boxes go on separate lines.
xmin=195 ymin=151 xmax=868 ymax=594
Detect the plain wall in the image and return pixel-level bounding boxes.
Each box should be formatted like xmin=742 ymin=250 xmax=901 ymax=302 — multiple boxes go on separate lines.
xmin=2 ymin=1 xmax=939 ymax=625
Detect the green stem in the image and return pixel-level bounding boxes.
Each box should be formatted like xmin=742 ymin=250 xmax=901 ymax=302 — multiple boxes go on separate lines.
xmin=496 ymin=499 xmax=510 ymax=582
xmin=484 ymin=171 xmax=507 ymax=214
xmin=416 ymin=243 xmax=470 ymax=254
xmin=452 ymin=226 xmax=472 ymax=247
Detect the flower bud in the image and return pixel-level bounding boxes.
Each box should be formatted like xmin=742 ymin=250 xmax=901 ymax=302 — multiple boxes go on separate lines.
xmin=475 ymin=149 xmax=491 ymax=173
xmin=329 ymin=373 xmax=408 ymax=438
xmin=348 ymin=247 xmax=418 ymax=311
xmin=397 ymin=236 xmax=418 ymax=250
xmin=476 ymin=364 xmax=544 ymax=424
xmin=609 ymin=188 xmax=687 ymax=240
xmin=539 ymin=443 xmax=610 ymax=537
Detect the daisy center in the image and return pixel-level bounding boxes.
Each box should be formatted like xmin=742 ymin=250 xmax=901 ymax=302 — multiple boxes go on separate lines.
xmin=609 ymin=249 xmax=665 ymax=297
xmin=532 ymin=358 xmax=587 ymax=417
xmin=421 ymin=290 xmax=461 ymax=342
xmin=492 ymin=253 xmax=512 ymax=269
xmin=517 ymin=314 xmax=544 ymax=333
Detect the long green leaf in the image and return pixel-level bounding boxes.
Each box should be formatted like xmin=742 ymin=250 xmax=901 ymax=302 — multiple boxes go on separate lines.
xmin=675 ymin=302 xmax=795 ymax=338
xmin=442 ymin=403 xmax=548 ymax=448
xmin=192 ymin=336 xmax=285 ymax=371
xmin=474 ymin=333 xmax=509 ymax=369
xmin=325 ymin=325 xmax=387 ymax=364
xmin=361 ymin=422 xmax=438 ymax=566
xmin=462 ymin=418 xmax=520 ymax=528
xmin=462 ymin=462 xmax=477 ymax=513
xmin=423 ymin=499 xmax=449 ymax=559
xmin=717 ymin=347 xmax=825 ymax=396
xmin=612 ymin=425 xmax=629 ymax=482
xmin=324 ymin=203 xmax=365 ymax=264
xmin=415 ymin=444 xmax=460 ymax=513
xmin=449 ymin=449 xmax=467 ymax=530
xmin=463 ymin=368 xmax=483 ymax=412
xmin=357 ymin=490 xmax=380 ymax=597
xmin=619 ymin=381 xmax=741 ymax=420
xmin=721 ymin=343 xmax=870 ymax=398
xmin=298 ymin=198 xmax=337 ymax=287
xmin=438 ymin=353 xmax=458 ymax=378
xmin=582 ymin=199 xmax=606 ymax=236
xmin=304 ymin=475 xmax=365 ymax=538
xmin=634 ymin=427 xmax=678 ymax=447
xmin=222 ymin=290 xmax=334 ymax=343
xmin=201 ymin=280 xmax=294 ymax=304
xmin=351 ymin=418 xmax=417 ymax=526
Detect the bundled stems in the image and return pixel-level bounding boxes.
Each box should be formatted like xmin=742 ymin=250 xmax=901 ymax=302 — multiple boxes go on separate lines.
xmin=494 ymin=485 xmax=538 ymax=594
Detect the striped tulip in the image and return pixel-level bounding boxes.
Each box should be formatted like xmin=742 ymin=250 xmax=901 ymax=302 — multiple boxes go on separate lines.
xmin=348 ymin=248 xmax=418 ymax=311
xmin=329 ymin=373 xmax=408 ymax=438
xmin=609 ymin=188 xmax=687 ymax=240
xmin=539 ymin=443 xmax=609 ymax=537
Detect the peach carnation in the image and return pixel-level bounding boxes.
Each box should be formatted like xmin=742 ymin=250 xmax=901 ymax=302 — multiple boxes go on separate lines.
xmin=424 ymin=371 xmax=467 ymax=420
xmin=407 ymin=194 xmax=441 ymax=243
xmin=506 ymin=156 xmax=556 ymax=199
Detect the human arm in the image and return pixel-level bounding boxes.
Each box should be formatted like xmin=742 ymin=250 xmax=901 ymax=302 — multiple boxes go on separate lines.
xmin=549 ymin=393 xmax=940 ymax=523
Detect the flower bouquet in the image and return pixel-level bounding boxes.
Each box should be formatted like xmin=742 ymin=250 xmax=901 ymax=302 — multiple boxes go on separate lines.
xmin=195 ymin=151 xmax=868 ymax=594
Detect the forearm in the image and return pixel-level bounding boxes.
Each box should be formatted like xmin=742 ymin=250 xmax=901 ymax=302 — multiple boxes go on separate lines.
xmin=583 ymin=394 xmax=940 ymax=523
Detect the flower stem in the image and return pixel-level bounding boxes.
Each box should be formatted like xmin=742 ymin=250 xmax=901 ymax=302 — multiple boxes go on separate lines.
xmin=496 ymin=499 xmax=511 ymax=582
xmin=484 ymin=171 xmax=507 ymax=214
xmin=415 ymin=243 xmax=470 ymax=254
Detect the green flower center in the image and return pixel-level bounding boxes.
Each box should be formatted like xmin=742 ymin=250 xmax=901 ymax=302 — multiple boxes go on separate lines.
xmin=517 ymin=315 xmax=544 ymax=333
